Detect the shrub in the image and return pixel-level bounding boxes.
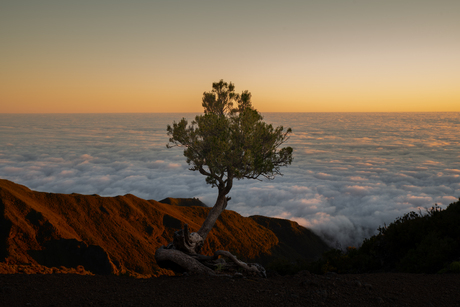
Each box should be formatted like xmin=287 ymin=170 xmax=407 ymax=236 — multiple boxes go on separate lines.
xmin=309 ymin=199 xmax=460 ymax=274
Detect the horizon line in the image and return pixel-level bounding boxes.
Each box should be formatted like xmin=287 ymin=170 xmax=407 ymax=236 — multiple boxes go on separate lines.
xmin=1 ymin=111 xmax=460 ymax=115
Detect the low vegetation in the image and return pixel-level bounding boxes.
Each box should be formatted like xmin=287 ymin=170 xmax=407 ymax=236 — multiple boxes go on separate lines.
xmin=305 ymin=199 xmax=460 ymax=275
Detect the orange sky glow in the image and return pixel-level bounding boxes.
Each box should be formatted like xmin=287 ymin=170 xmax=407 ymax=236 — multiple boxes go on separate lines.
xmin=1 ymin=1 xmax=459 ymax=113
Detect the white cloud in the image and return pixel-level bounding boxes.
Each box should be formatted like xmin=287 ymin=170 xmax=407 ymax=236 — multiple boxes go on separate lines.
xmin=348 ymin=176 xmax=368 ymax=181
xmin=403 ymin=195 xmax=434 ymax=207
xmin=1 ymin=113 xmax=459 ymax=248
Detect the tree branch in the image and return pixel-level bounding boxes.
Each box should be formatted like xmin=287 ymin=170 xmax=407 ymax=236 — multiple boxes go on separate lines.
xmin=199 ymin=166 xmax=224 ymax=186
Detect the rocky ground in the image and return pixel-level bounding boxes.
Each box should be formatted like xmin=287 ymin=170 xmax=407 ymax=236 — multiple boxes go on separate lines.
xmin=1 ymin=270 xmax=459 ymax=307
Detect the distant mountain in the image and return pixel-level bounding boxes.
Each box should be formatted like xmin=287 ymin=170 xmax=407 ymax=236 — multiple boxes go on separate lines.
xmin=159 ymin=197 xmax=208 ymax=207
xmin=0 ymin=179 xmax=330 ymax=277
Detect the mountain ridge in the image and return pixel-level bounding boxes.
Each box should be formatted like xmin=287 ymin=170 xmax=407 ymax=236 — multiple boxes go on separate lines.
xmin=0 ymin=179 xmax=330 ymax=277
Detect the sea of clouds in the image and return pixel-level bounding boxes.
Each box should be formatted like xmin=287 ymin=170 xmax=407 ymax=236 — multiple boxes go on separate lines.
xmin=1 ymin=113 xmax=459 ymax=248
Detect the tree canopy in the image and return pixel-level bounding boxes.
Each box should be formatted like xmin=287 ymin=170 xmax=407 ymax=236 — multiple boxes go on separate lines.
xmin=167 ymin=80 xmax=293 ymax=198
xmin=157 ymin=80 xmax=293 ymax=276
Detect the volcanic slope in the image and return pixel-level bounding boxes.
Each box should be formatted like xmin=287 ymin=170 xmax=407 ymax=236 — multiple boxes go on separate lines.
xmin=0 ymin=179 xmax=330 ymax=276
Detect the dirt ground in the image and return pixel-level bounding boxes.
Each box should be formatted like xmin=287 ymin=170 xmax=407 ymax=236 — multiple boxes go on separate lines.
xmin=1 ymin=271 xmax=459 ymax=307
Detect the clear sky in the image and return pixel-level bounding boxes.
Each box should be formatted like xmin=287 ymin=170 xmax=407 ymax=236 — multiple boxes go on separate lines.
xmin=1 ymin=0 xmax=459 ymax=113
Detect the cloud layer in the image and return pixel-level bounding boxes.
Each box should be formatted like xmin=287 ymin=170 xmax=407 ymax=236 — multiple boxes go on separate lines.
xmin=1 ymin=113 xmax=459 ymax=247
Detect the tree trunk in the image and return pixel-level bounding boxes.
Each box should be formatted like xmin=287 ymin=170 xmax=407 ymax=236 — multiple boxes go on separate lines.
xmin=197 ymin=192 xmax=228 ymax=240
xmin=154 ymin=186 xmax=266 ymax=277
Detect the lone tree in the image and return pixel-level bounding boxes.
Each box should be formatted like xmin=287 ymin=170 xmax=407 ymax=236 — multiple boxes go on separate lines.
xmin=155 ymin=80 xmax=293 ymax=276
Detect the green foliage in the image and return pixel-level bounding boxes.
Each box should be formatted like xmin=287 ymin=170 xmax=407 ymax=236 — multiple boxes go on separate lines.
xmin=167 ymin=80 xmax=293 ymax=195
xmin=308 ymin=199 xmax=460 ymax=274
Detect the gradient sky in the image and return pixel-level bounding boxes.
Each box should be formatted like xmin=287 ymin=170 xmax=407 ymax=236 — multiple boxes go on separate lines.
xmin=1 ymin=0 xmax=459 ymax=113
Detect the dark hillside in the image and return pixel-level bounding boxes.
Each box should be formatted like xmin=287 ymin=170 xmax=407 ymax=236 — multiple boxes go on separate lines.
xmin=250 ymin=215 xmax=330 ymax=263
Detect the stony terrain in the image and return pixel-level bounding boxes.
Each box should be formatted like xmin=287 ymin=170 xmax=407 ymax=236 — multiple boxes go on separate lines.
xmin=1 ymin=271 xmax=460 ymax=307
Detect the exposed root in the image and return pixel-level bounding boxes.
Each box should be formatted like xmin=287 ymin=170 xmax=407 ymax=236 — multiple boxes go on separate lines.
xmin=155 ymin=224 xmax=266 ymax=278
xmin=214 ymin=250 xmax=266 ymax=278
xmin=171 ymin=224 xmax=204 ymax=255
xmin=155 ymin=246 xmax=217 ymax=276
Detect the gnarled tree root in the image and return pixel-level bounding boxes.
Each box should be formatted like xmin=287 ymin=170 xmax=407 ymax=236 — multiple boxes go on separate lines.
xmin=155 ymin=246 xmax=266 ymax=277
xmin=155 ymin=224 xmax=266 ymax=277
xmin=155 ymin=246 xmax=218 ymax=276
xmin=212 ymin=250 xmax=266 ymax=277
xmin=171 ymin=224 xmax=204 ymax=255
xmin=155 ymin=225 xmax=266 ymax=277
